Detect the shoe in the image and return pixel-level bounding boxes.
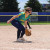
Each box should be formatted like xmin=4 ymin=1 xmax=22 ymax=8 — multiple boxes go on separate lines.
xmin=17 ymin=38 xmax=24 ymax=42
xmin=20 ymin=37 xmax=26 ymax=41
xmin=17 ymin=38 xmax=27 ymax=43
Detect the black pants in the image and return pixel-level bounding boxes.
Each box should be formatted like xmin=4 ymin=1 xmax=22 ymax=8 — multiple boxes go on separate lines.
xmin=11 ymin=19 xmax=25 ymax=39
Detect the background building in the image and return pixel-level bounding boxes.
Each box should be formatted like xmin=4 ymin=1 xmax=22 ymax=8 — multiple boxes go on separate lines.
xmin=42 ymin=4 xmax=50 ymax=12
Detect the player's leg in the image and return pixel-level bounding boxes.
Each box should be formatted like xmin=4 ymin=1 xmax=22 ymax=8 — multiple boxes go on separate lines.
xmin=11 ymin=19 xmax=22 ymax=39
xmin=19 ymin=24 xmax=25 ymax=41
xmin=20 ymin=26 xmax=25 ymax=38
xmin=11 ymin=19 xmax=25 ymax=41
xmin=17 ymin=22 xmax=25 ymax=38
xmin=17 ymin=29 xmax=21 ymax=39
xmin=16 ymin=21 xmax=25 ymax=41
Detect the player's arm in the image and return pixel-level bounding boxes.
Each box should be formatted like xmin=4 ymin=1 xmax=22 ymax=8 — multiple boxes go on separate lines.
xmin=24 ymin=21 xmax=27 ymax=28
xmin=7 ymin=14 xmax=21 ymax=24
xmin=27 ymin=19 xmax=30 ymax=23
xmin=24 ymin=16 xmax=30 ymax=28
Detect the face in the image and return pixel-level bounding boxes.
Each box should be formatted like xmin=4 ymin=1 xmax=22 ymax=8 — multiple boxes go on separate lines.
xmin=27 ymin=9 xmax=32 ymax=14
xmin=29 ymin=10 xmax=32 ymax=14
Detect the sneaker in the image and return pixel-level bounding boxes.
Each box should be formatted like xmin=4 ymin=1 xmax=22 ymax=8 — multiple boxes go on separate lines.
xmin=17 ymin=38 xmax=27 ymax=43
xmin=17 ymin=38 xmax=24 ymax=42
xmin=20 ymin=37 xmax=26 ymax=41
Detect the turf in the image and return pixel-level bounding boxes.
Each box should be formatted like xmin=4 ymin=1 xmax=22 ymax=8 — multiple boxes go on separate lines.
xmin=29 ymin=22 xmax=50 ymax=25
xmin=0 ymin=22 xmax=50 ymax=26
xmin=0 ymin=22 xmax=11 ymax=26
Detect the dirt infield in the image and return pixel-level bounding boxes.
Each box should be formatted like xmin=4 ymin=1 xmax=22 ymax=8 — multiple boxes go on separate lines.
xmin=0 ymin=25 xmax=50 ymax=50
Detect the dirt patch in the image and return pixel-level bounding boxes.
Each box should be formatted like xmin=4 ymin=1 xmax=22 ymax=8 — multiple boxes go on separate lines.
xmin=0 ymin=25 xmax=50 ymax=50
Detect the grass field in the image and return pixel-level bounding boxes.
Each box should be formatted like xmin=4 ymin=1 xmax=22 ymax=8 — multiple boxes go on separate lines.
xmin=0 ymin=22 xmax=50 ymax=26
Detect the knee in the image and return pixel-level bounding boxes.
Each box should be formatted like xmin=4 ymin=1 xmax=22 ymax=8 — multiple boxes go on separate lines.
xmin=22 ymin=28 xmax=25 ymax=34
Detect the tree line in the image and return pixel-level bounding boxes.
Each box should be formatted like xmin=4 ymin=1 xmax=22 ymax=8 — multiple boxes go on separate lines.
xmin=0 ymin=0 xmax=48 ymax=12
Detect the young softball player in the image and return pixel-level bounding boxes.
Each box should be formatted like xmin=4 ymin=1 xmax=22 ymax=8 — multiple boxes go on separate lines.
xmin=7 ymin=7 xmax=32 ymax=42
xmin=20 ymin=9 xmax=32 ymax=29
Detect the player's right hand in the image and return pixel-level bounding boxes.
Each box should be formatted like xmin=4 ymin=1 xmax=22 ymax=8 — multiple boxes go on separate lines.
xmin=7 ymin=20 xmax=10 ymax=24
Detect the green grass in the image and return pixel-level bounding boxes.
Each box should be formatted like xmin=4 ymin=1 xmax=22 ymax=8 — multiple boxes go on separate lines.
xmin=0 ymin=22 xmax=50 ymax=26
xmin=29 ymin=22 xmax=50 ymax=25
xmin=0 ymin=22 xmax=11 ymax=26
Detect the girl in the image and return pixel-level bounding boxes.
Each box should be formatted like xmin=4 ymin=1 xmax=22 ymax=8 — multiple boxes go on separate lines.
xmin=7 ymin=7 xmax=32 ymax=42
xmin=20 ymin=9 xmax=32 ymax=29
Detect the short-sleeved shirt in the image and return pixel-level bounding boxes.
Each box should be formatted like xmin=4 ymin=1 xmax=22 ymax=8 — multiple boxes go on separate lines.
xmin=15 ymin=12 xmax=30 ymax=22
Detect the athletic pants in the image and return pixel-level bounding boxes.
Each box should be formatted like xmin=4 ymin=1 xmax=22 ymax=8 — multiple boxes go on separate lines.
xmin=11 ymin=19 xmax=25 ymax=39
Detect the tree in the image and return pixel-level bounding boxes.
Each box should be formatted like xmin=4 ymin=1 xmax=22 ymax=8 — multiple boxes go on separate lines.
xmin=0 ymin=0 xmax=19 ymax=12
xmin=48 ymin=0 xmax=50 ymax=9
xmin=0 ymin=0 xmax=3 ymax=12
xmin=24 ymin=0 xmax=42 ymax=12
xmin=48 ymin=0 xmax=50 ymax=4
